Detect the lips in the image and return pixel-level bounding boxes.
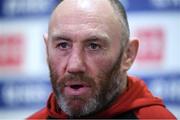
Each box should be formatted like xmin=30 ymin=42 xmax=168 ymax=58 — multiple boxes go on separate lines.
xmin=70 ymin=84 xmax=84 ymax=89
xmin=63 ymin=81 xmax=91 ymax=96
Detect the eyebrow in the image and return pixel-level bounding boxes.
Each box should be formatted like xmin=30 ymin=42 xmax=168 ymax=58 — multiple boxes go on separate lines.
xmin=84 ymin=34 xmax=111 ymax=44
xmin=50 ymin=33 xmax=72 ymax=42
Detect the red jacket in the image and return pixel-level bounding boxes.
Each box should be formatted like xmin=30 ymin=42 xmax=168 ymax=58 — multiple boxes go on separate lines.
xmin=27 ymin=76 xmax=176 ymax=119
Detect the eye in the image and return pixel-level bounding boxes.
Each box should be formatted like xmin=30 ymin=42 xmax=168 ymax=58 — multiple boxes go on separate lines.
xmin=57 ymin=42 xmax=71 ymax=49
xmin=88 ymin=43 xmax=101 ymax=50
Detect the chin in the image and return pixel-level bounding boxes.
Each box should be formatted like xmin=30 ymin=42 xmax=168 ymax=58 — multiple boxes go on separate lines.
xmin=58 ymin=94 xmax=99 ymax=117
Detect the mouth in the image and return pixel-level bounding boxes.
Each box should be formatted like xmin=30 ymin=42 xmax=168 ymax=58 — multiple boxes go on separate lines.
xmin=63 ymin=81 xmax=91 ymax=96
xmin=70 ymin=84 xmax=85 ymax=89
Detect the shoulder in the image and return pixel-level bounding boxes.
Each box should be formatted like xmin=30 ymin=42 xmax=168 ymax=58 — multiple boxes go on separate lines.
xmin=135 ymin=105 xmax=176 ymax=119
xmin=27 ymin=107 xmax=48 ymax=120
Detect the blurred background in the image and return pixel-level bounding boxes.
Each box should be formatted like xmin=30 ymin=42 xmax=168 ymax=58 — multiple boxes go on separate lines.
xmin=0 ymin=0 xmax=179 ymax=119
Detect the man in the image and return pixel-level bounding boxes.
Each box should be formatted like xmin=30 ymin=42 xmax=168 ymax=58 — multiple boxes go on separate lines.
xmin=28 ymin=0 xmax=176 ymax=119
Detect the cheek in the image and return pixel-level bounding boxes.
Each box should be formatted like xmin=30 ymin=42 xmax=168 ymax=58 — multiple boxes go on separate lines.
xmin=87 ymin=55 xmax=114 ymax=79
xmin=48 ymin=52 xmax=68 ymax=79
xmin=97 ymin=58 xmax=113 ymax=70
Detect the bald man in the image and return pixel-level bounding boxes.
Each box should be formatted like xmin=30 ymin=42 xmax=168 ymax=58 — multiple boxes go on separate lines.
xmin=28 ymin=0 xmax=176 ymax=119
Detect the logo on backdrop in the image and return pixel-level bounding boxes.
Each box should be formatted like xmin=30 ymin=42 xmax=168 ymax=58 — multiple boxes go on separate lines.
xmin=134 ymin=27 xmax=165 ymax=70
xmin=0 ymin=33 xmax=25 ymax=73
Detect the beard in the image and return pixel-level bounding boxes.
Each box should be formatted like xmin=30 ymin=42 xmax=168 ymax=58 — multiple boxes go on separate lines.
xmin=48 ymin=51 xmax=126 ymax=118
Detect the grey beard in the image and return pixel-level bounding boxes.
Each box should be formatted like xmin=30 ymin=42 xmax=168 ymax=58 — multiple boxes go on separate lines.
xmin=57 ymin=93 xmax=99 ymax=117
xmin=55 ymin=71 xmax=124 ymax=118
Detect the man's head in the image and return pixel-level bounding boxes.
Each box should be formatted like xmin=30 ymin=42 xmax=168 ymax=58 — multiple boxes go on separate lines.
xmin=44 ymin=0 xmax=139 ymax=118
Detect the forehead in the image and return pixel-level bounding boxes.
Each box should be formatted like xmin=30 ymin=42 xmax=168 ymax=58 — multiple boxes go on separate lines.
xmin=49 ymin=0 xmax=121 ymax=40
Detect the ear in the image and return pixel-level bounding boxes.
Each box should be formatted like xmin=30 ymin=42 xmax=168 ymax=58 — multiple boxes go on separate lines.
xmin=43 ymin=33 xmax=49 ymax=53
xmin=121 ymin=38 xmax=139 ymax=72
xmin=43 ymin=33 xmax=49 ymax=62
xmin=43 ymin=33 xmax=48 ymax=48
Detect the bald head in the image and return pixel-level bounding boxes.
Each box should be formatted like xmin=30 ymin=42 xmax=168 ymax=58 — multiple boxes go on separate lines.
xmin=48 ymin=0 xmax=129 ymax=48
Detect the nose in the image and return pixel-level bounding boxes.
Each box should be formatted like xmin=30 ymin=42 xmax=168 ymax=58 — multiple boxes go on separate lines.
xmin=66 ymin=49 xmax=86 ymax=74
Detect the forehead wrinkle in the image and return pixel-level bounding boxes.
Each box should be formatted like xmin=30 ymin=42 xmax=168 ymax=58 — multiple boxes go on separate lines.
xmin=50 ymin=24 xmax=111 ymax=44
xmin=49 ymin=13 xmax=120 ymax=42
xmin=49 ymin=13 xmax=106 ymax=39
